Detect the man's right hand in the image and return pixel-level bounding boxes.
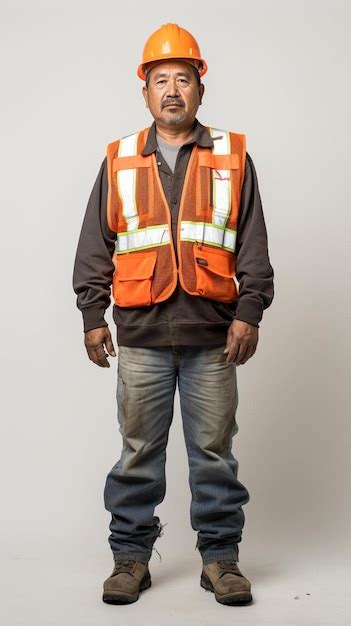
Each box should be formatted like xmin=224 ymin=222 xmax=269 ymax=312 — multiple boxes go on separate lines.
xmin=84 ymin=326 xmax=117 ymax=368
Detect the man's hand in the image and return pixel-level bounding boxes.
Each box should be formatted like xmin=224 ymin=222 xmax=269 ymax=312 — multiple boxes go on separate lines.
xmin=223 ymin=319 xmax=259 ymax=366
xmin=84 ymin=326 xmax=117 ymax=368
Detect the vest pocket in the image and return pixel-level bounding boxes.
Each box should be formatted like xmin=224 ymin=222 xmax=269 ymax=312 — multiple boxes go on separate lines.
xmin=193 ymin=243 xmax=237 ymax=301
xmin=113 ymin=249 xmax=157 ymax=307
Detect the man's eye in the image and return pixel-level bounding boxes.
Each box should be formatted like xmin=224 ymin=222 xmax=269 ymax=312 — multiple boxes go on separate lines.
xmin=156 ymin=80 xmax=166 ymax=84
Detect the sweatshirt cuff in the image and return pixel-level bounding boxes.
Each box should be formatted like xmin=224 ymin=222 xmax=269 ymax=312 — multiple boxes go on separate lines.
xmin=234 ymin=298 xmax=263 ymax=327
xmin=81 ymin=306 xmax=108 ymax=333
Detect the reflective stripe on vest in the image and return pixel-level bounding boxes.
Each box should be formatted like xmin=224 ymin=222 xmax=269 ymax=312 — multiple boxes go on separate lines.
xmin=117 ymin=132 xmax=140 ymax=232
xmin=115 ymin=224 xmax=170 ymax=253
xmin=113 ymin=127 xmax=236 ymax=254
xmin=180 ymin=220 xmax=236 ymax=252
xmin=210 ymin=127 xmax=232 ymax=230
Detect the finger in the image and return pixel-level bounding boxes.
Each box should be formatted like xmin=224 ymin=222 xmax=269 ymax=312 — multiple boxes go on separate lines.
xmin=225 ymin=338 xmax=240 ymax=364
xmin=234 ymin=342 xmax=249 ymax=366
xmin=85 ymin=339 xmax=104 ymax=366
xmin=105 ymin=336 xmax=117 ymax=357
xmin=87 ymin=347 xmax=103 ymax=367
xmin=237 ymin=345 xmax=253 ymax=365
xmin=245 ymin=344 xmax=257 ymax=363
xmin=90 ymin=344 xmax=110 ymax=367
xmin=95 ymin=345 xmax=110 ymax=367
xmin=239 ymin=347 xmax=253 ymax=365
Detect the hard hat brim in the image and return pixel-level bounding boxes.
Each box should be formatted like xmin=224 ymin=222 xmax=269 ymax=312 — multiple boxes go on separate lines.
xmin=137 ymin=56 xmax=208 ymax=81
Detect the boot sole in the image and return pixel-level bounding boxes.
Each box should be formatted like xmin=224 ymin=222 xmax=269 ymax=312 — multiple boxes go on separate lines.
xmin=103 ymin=570 xmax=152 ymax=604
xmin=200 ymin=572 xmax=253 ymax=605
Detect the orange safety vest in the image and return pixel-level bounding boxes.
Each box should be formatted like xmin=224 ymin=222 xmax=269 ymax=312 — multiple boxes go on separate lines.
xmin=106 ymin=125 xmax=246 ymax=308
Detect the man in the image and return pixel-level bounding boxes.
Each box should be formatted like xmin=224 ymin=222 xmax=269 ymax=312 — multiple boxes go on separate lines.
xmin=72 ymin=23 xmax=274 ymax=606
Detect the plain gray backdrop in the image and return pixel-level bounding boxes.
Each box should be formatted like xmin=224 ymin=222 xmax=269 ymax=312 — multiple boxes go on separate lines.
xmin=1 ymin=1 xmax=350 ymax=624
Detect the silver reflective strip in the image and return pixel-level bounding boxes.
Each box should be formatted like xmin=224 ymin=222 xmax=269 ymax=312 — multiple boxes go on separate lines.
xmin=209 ymin=127 xmax=232 ymax=229
xmin=115 ymin=224 xmax=170 ymax=253
xmin=180 ymin=220 xmax=237 ymax=252
xmin=117 ymin=132 xmax=139 ymax=231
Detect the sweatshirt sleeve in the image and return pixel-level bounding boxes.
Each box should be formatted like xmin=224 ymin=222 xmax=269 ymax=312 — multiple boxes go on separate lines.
xmin=234 ymin=152 xmax=275 ymax=327
xmin=72 ymin=157 xmax=117 ymax=332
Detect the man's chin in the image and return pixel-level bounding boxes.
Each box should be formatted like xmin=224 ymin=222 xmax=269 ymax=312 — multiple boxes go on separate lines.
xmin=160 ymin=110 xmax=187 ymax=125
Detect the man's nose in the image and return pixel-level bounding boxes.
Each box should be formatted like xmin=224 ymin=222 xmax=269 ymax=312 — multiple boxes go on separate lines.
xmin=166 ymin=78 xmax=180 ymax=97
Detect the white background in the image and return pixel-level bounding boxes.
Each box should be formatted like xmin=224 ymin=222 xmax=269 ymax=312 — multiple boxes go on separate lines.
xmin=1 ymin=0 xmax=350 ymax=624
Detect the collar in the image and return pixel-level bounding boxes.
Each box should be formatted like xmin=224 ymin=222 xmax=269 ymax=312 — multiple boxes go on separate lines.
xmin=141 ymin=117 xmax=214 ymax=155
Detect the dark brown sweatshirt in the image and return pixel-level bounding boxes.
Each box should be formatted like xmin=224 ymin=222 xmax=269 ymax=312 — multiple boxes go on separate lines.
xmin=72 ymin=118 xmax=274 ymax=346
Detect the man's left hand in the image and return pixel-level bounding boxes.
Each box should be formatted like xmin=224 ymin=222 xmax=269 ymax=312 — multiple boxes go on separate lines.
xmin=224 ymin=319 xmax=259 ymax=365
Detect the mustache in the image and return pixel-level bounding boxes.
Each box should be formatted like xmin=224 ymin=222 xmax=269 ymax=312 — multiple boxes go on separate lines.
xmin=162 ymin=99 xmax=184 ymax=108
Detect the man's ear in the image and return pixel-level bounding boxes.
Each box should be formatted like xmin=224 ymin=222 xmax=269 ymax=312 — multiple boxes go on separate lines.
xmin=199 ymin=83 xmax=205 ymax=105
xmin=142 ymin=85 xmax=149 ymax=109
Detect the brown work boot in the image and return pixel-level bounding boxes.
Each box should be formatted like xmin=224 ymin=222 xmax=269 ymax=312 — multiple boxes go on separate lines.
xmin=102 ymin=558 xmax=151 ymax=604
xmin=200 ymin=559 xmax=253 ymax=605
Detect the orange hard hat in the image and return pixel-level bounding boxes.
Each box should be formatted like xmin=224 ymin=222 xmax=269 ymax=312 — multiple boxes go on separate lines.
xmin=137 ymin=23 xmax=208 ymax=81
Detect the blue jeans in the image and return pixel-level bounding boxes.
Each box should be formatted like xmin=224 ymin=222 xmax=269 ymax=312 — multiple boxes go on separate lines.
xmin=103 ymin=344 xmax=250 ymax=565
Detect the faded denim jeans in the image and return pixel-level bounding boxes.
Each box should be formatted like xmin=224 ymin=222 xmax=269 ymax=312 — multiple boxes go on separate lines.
xmin=103 ymin=344 xmax=250 ymax=565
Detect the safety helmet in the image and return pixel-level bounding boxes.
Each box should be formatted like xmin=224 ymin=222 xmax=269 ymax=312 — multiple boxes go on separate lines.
xmin=137 ymin=23 xmax=208 ymax=81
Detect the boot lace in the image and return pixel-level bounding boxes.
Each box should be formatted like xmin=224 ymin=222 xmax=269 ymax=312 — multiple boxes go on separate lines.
xmin=217 ymin=559 xmax=243 ymax=577
xmin=112 ymin=559 xmax=137 ymax=576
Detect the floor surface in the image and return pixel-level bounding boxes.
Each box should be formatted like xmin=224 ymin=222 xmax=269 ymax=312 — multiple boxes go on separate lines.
xmin=1 ymin=548 xmax=349 ymax=626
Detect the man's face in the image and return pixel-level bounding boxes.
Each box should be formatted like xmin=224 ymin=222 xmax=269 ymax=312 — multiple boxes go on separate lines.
xmin=142 ymin=60 xmax=204 ymax=127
